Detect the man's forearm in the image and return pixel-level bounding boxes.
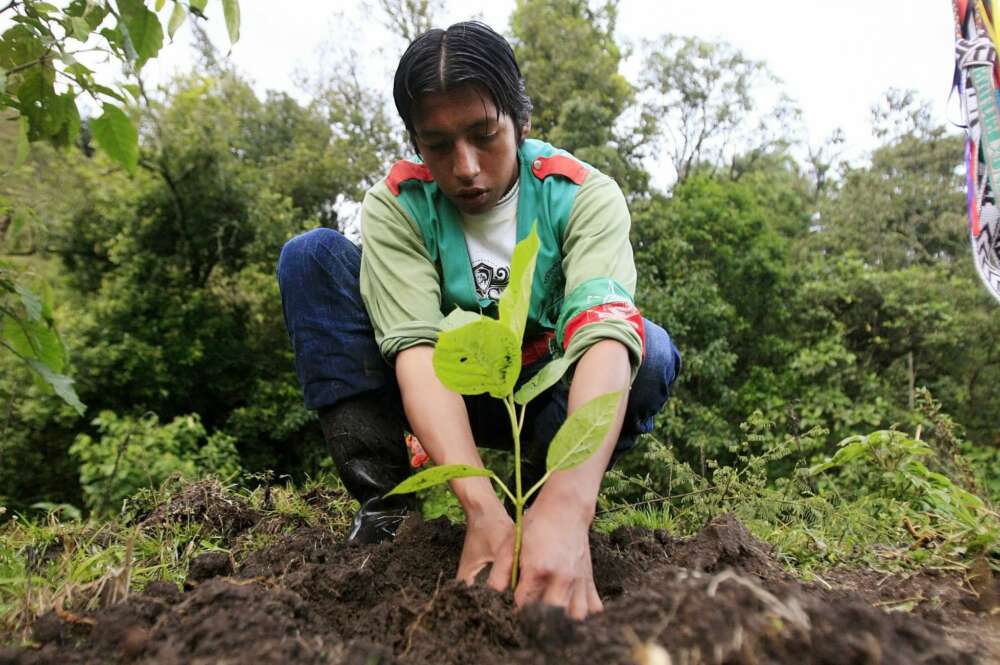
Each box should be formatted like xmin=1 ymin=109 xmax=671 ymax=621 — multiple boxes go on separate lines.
xmin=395 ymin=345 xmax=502 ymax=516
xmin=535 ymin=339 xmax=631 ymax=521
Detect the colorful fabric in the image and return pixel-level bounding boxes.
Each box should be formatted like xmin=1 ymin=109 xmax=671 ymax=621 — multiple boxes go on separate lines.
xmin=953 ymin=0 xmax=1000 ymax=302
xmin=358 ymin=139 xmax=644 ymax=373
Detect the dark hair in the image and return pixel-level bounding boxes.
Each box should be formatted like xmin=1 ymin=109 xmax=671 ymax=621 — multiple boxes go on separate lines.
xmin=393 ymin=21 xmax=533 ymax=153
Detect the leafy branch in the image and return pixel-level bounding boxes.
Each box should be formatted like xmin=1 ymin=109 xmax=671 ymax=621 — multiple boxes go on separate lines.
xmin=0 ymin=0 xmax=241 ymax=414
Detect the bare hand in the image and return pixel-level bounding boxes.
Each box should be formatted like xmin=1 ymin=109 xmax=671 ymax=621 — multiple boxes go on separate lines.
xmin=513 ymin=495 xmax=603 ymax=620
xmin=456 ymin=503 xmax=516 ymax=592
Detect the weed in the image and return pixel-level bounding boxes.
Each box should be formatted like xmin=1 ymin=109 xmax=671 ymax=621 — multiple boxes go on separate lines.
xmin=596 ymin=408 xmax=1000 ymax=573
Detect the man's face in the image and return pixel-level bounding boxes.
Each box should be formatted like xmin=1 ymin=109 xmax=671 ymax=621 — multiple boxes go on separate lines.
xmin=411 ymin=86 xmax=521 ymax=215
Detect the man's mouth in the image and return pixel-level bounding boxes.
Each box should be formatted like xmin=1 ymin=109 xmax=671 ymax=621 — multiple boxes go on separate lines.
xmin=457 ymin=188 xmax=489 ymax=203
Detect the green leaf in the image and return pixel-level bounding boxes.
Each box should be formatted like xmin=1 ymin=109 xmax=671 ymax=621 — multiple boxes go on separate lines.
xmin=12 ymin=115 xmax=30 ymax=170
xmin=13 ymin=283 xmax=42 ymax=321
xmin=433 ymin=318 xmax=520 ymax=398
xmin=385 ymin=464 xmax=493 ymax=497
xmin=167 ymin=2 xmax=186 ymax=38
xmin=25 ymin=359 xmax=86 ymax=415
xmin=83 ymin=3 xmax=110 ymax=30
xmin=155 ymin=0 xmax=167 ymax=10
xmin=122 ymin=83 xmax=141 ymax=101
xmin=90 ymin=103 xmax=138 ymax=175
xmin=439 ymin=307 xmax=482 ymax=332
xmin=2 ymin=312 xmax=64 ymax=372
xmin=2 ymin=313 xmax=33 ymax=357
xmin=68 ymin=16 xmax=91 ymax=41
xmin=28 ymin=319 xmax=63 ymax=371
xmin=12 ymin=61 xmax=57 ymax=124
xmin=0 ymin=25 xmax=46 ymax=69
xmin=498 ymin=225 xmax=539 ymax=344
xmin=221 ymin=0 xmax=240 ymax=43
xmin=545 ymin=391 xmax=623 ymax=473
xmin=514 ymin=356 xmax=570 ymax=405
xmin=92 ymin=83 xmax=126 ymax=102
xmin=118 ymin=0 xmax=164 ymax=67
xmin=65 ymin=61 xmax=94 ymax=85
xmin=189 ymin=0 xmax=208 ymax=13
xmin=99 ymin=26 xmax=128 ymax=59
xmin=38 ymin=279 xmax=55 ymax=321
xmin=50 ymin=92 xmax=81 ymax=148
xmin=30 ymin=3 xmax=59 ymax=17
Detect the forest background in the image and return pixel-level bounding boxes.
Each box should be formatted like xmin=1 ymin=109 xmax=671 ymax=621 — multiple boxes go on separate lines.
xmin=1 ymin=0 xmax=999 ymax=571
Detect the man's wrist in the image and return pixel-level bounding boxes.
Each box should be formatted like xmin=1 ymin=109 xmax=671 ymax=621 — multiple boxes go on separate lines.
xmin=535 ymin=476 xmax=597 ymax=525
xmin=452 ymin=476 xmax=504 ymax=519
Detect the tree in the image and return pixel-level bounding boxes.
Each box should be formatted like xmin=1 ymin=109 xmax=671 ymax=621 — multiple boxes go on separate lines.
xmin=628 ymin=170 xmax=803 ymax=471
xmin=810 ymin=90 xmax=966 ymax=270
xmin=510 ymin=0 xmax=650 ymax=194
xmin=0 ymin=0 xmax=239 ymax=413
xmin=641 ymin=34 xmax=801 ymax=185
xmin=0 ymin=50 xmax=405 ymax=512
xmin=374 ymin=0 xmax=444 ymax=43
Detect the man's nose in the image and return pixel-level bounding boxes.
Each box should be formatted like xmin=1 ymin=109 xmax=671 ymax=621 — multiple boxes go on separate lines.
xmin=453 ymin=141 xmax=480 ymax=182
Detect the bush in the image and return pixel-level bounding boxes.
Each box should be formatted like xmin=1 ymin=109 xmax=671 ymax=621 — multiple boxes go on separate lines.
xmin=70 ymin=411 xmax=241 ymax=515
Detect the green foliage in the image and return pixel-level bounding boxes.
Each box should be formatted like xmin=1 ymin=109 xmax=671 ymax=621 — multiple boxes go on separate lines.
xmin=600 ymin=411 xmax=999 ymax=572
xmin=1 ymin=46 xmax=402 ymax=511
xmin=88 ymin=104 xmax=138 ymax=175
xmin=810 ymin=89 xmax=966 ymax=270
xmin=811 ymin=430 xmax=999 ymax=561
xmin=0 ymin=266 xmax=84 ymax=413
xmin=0 ymin=0 xmax=238 ymax=415
xmin=70 ymin=411 xmax=241 ymax=515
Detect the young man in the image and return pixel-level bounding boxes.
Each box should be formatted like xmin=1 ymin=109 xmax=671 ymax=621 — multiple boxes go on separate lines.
xmin=277 ymin=21 xmax=680 ymax=619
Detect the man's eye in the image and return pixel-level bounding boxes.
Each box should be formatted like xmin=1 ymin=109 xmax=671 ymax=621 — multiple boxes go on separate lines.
xmin=476 ymin=132 xmax=498 ymax=143
xmin=426 ymin=142 xmax=450 ymax=152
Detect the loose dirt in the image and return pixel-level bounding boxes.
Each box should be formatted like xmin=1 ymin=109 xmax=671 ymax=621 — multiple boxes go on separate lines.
xmin=4 ymin=506 xmax=999 ymax=665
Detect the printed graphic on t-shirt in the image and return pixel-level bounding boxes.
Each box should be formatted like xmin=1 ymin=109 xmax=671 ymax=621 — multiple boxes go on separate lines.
xmin=472 ymin=261 xmax=510 ymax=302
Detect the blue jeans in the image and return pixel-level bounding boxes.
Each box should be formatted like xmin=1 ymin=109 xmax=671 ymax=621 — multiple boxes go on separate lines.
xmin=277 ymin=228 xmax=681 ymax=463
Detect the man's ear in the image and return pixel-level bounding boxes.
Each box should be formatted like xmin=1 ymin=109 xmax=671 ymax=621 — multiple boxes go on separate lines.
xmin=519 ymin=119 xmax=531 ymax=142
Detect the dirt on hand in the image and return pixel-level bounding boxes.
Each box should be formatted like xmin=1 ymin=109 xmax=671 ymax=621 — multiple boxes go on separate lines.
xmin=6 ymin=508 xmax=999 ymax=665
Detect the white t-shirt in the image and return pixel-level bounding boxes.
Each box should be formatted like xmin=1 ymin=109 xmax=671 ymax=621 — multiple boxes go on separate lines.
xmin=459 ymin=179 xmax=519 ymax=302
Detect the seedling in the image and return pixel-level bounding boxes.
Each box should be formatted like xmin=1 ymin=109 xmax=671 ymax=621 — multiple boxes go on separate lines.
xmin=386 ymin=227 xmax=622 ymax=588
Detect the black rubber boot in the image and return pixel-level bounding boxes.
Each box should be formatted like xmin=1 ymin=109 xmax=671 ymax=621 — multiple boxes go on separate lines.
xmin=320 ymin=395 xmax=413 ymax=545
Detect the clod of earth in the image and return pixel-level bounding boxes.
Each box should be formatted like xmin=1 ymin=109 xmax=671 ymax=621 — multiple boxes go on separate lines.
xmin=5 ymin=513 xmax=997 ymax=665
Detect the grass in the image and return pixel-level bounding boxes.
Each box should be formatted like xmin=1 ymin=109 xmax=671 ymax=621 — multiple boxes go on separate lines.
xmin=0 ymin=473 xmax=357 ymax=644
xmin=3 ymin=413 xmax=997 ymax=646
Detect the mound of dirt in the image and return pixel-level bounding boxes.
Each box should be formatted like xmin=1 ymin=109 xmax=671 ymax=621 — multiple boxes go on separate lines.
xmin=6 ymin=513 xmax=997 ymax=665
xmin=139 ymin=480 xmax=260 ymax=538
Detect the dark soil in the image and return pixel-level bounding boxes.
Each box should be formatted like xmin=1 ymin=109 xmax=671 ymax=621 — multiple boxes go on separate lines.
xmin=5 ymin=509 xmax=999 ymax=665
xmin=138 ymin=480 xmax=261 ymax=537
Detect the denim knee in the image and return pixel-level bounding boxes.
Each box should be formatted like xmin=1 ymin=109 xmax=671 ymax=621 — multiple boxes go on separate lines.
xmin=277 ymin=228 xmax=358 ymax=288
xmin=625 ymin=319 xmax=681 ymax=437
xmin=276 ymin=227 xmax=385 ymax=410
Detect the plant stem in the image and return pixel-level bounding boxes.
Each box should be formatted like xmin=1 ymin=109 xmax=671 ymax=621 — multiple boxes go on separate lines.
xmin=504 ymin=395 xmax=523 ymax=589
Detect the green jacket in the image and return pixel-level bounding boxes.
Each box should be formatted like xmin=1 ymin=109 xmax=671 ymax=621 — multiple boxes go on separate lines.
xmin=359 ymin=139 xmax=644 ymax=374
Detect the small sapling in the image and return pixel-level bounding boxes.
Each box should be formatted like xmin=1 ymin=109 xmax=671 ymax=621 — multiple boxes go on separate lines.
xmin=386 ymin=226 xmax=622 ymax=588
